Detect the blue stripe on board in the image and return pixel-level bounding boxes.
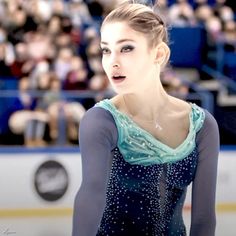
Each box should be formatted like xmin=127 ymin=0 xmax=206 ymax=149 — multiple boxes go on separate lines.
xmin=220 ymin=145 xmax=236 ymax=151
xmin=0 ymin=145 xmax=235 ymax=154
xmin=0 ymin=146 xmax=80 ymax=154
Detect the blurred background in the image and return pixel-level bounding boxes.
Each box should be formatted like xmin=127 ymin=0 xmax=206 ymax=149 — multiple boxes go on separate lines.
xmin=0 ymin=0 xmax=235 ymax=235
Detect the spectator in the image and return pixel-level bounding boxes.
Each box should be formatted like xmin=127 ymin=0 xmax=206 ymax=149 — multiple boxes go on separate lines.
xmin=0 ymin=26 xmax=15 ymax=77
xmin=53 ymin=47 xmax=74 ymax=82
xmin=45 ymin=78 xmax=86 ymax=144
xmin=195 ymin=4 xmax=214 ymax=26
xmin=63 ymin=55 xmax=89 ymax=91
xmin=168 ymin=0 xmax=197 ymax=26
xmin=10 ymin=42 xmax=29 ymax=78
xmin=223 ymin=20 xmax=236 ymax=51
xmin=205 ymin=15 xmax=223 ymax=42
xmin=8 ymin=77 xmax=49 ymax=147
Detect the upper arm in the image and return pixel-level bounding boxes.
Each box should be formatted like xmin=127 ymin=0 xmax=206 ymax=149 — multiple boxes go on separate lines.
xmin=72 ymin=107 xmax=118 ymax=236
xmin=79 ymin=107 xmax=118 ymax=187
xmin=190 ymin=110 xmax=220 ymax=236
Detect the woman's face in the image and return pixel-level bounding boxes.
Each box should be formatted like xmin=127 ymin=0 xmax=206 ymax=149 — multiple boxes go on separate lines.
xmin=100 ymin=21 xmax=158 ymax=94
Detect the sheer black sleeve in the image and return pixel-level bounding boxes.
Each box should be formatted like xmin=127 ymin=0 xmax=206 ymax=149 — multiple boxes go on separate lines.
xmin=72 ymin=107 xmax=118 ymax=236
xmin=190 ymin=110 xmax=220 ymax=236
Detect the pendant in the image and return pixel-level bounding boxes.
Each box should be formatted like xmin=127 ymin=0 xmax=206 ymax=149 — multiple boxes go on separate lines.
xmin=155 ymin=122 xmax=163 ymax=130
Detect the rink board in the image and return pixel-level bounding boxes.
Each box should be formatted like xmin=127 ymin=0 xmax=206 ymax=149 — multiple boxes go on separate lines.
xmin=0 ymin=147 xmax=235 ymax=216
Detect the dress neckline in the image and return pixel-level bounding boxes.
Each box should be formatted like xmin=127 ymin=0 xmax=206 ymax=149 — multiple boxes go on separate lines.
xmin=95 ymin=98 xmax=205 ymax=165
xmin=104 ymin=98 xmax=193 ymax=151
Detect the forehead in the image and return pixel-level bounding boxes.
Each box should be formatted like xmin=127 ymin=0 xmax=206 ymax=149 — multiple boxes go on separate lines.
xmin=100 ymin=21 xmax=147 ymax=45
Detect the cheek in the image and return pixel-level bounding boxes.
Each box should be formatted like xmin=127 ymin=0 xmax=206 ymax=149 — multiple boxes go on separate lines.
xmin=102 ymin=59 xmax=108 ymax=77
xmin=132 ymin=59 xmax=147 ymax=75
xmin=102 ymin=58 xmax=114 ymax=83
xmin=101 ymin=58 xmax=108 ymax=73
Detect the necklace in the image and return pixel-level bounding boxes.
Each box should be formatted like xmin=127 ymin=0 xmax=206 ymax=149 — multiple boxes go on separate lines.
xmin=122 ymin=95 xmax=163 ymax=131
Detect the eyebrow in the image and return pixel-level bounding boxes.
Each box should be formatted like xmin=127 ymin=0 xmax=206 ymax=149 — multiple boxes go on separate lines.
xmin=100 ymin=39 xmax=135 ymax=45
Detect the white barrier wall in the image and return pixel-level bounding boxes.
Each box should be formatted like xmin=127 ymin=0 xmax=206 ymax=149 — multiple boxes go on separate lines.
xmin=0 ymin=149 xmax=82 ymax=211
xmin=185 ymin=149 xmax=236 ymax=208
xmin=216 ymin=150 xmax=236 ymax=204
xmin=0 ymin=148 xmax=235 ymax=213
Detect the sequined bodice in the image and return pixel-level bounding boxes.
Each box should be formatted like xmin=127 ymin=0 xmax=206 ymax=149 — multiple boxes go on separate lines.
xmin=97 ymin=147 xmax=199 ymax=236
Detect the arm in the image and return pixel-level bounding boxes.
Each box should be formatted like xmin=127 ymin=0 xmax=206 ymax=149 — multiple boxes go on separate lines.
xmin=190 ymin=110 xmax=220 ymax=236
xmin=72 ymin=107 xmax=117 ymax=236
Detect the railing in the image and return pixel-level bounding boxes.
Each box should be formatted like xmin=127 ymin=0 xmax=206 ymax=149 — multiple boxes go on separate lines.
xmin=202 ymin=64 xmax=236 ymax=93
xmin=0 ymin=85 xmax=214 ymax=146
xmin=182 ymin=78 xmax=215 ymax=114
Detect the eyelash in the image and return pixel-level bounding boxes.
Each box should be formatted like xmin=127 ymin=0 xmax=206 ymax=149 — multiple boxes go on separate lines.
xmin=101 ymin=47 xmax=110 ymax=54
xmin=101 ymin=45 xmax=134 ymax=54
xmin=121 ymin=45 xmax=134 ymax=52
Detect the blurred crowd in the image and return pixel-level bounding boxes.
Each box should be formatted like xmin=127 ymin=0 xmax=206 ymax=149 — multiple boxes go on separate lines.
xmin=160 ymin=0 xmax=236 ymax=44
xmin=0 ymin=0 xmax=235 ymax=147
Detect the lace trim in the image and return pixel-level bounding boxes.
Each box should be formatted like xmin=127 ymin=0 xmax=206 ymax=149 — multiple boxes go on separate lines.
xmin=96 ymin=99 xmax=205 ymax=166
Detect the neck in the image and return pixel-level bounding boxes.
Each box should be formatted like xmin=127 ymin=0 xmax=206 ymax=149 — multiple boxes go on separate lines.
xmin=122 ymin=80 xmax=170 ymax=122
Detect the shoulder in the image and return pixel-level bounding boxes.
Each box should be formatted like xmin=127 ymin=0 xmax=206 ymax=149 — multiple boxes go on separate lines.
xmin=201 ymin=109 xmax=219 ymax=133
xmin=80 ymin=105 xmax=117 ymax=130
xmin=79 ymin=105 xmax=118 ymax=146
xmin=196 ymin=109 xmax=220 ymax=149
xmin=82 ymin=105 xmax=113 ymax=121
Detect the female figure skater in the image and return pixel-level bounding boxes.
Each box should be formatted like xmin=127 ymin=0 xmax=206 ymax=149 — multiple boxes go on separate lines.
xmin=72 ymin=2 xmax=219 ymax=235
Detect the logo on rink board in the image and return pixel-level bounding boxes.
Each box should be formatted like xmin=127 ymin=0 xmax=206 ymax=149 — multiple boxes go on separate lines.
xmin=34 ymin=160 xmax=69 ymax=201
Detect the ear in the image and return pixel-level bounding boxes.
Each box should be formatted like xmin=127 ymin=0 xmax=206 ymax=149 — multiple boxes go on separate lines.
xmin=154 ymin=42 xmax=170 ymax=67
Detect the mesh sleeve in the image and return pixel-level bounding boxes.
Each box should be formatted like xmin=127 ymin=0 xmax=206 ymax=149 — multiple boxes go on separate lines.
xmin=72 ymin=107 xmax=118 ymax=236
xmin=190 ymin=110 xmax=220 ymax=236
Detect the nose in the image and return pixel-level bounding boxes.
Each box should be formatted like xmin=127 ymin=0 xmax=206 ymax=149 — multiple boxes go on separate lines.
xmin=110 ymin=53 xmax=120 ymax=68
xmin=112 ymin=63 xmax=119 ymax=68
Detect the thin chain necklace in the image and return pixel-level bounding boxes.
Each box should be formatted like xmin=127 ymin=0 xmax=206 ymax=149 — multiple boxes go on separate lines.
xmin=122 ymin=95 xmax=163 ymax=131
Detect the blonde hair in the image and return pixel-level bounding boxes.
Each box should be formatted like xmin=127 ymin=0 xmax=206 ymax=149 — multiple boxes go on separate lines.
xmin=101 ymin=2 xmax=169 ymax=49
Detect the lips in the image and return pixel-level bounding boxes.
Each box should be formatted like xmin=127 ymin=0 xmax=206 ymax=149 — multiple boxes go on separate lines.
xmin=111 ymin=74 xmax=126 ymax=83
xmin=112 ymin=75 xmax=126 ymax=80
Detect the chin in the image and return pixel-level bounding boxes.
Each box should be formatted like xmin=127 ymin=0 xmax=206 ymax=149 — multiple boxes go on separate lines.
xmin=113 ymin=87 xmax=135 ymax=95
xmin=111 ymin=81 xmax=137 ymax=95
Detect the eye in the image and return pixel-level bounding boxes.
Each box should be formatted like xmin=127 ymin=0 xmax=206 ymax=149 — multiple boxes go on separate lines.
xmin=101 ymin=47 xmax=110 ymax=54
xmin=121 ymin=45 xmax=134 ymax=53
